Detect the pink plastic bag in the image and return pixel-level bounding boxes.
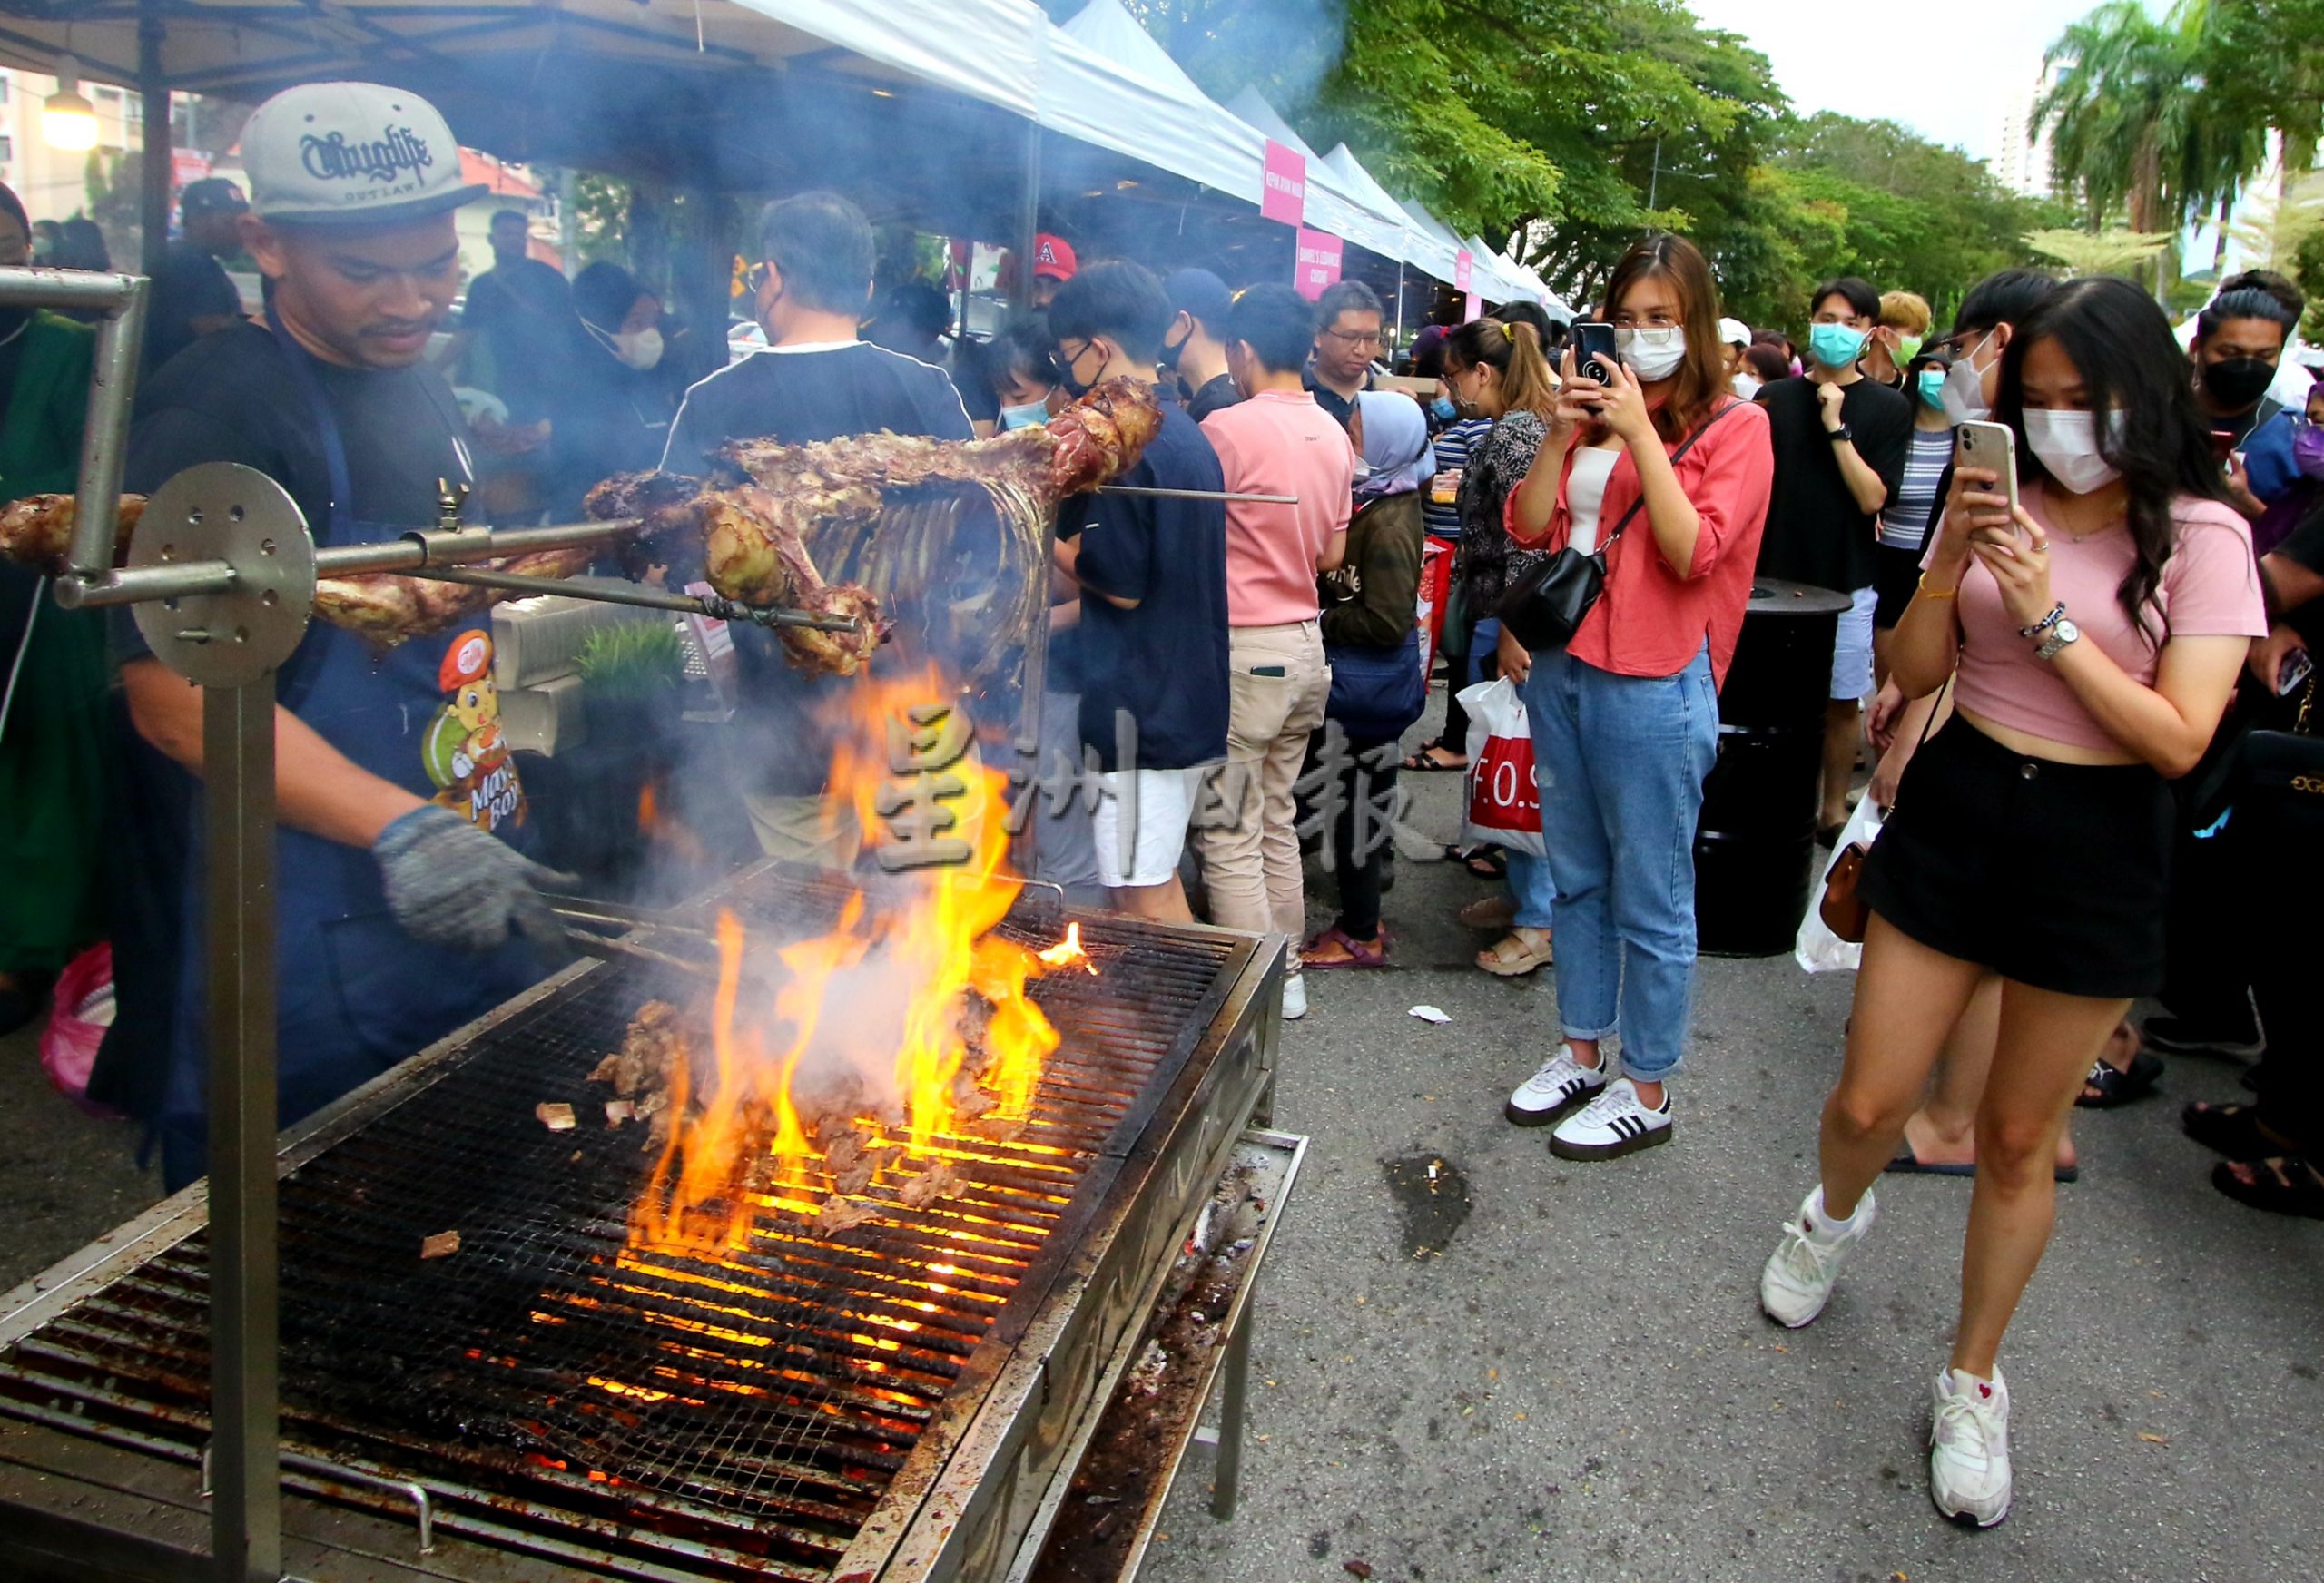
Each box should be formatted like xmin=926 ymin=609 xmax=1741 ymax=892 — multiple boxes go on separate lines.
xmin=40 ymin=942 xmax=123 ymax=1119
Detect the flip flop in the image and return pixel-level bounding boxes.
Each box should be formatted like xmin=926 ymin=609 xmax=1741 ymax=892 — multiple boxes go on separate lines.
xmin=2075 ymin=1047 xmax=2162 ymax=1109
xmin=1885 ymin=1145 xmax=2079 ymax=1184
xmin=1443 ymin=843 xmax=1506 ymax=880
xmin=1402 ymin=740 xmax=1469 ymax=772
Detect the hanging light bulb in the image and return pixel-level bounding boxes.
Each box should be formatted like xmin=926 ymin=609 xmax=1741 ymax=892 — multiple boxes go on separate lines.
xmin=43 ymin=57 xmax=99 ymax=153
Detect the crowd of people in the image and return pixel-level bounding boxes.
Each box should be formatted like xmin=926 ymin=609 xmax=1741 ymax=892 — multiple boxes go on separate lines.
xmin=4 ymin=73 xmax=2323 ymax=1542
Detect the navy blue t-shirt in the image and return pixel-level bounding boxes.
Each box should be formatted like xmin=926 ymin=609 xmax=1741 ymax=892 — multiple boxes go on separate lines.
xmin=1059 ymin=393 xmax=1229 ymax=772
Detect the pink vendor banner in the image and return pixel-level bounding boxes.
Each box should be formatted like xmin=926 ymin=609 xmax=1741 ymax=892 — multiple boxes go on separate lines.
xmin=1294 ymin=228 xmax=1344 ymax=300
xmin=1262 ymin=139 xmax=1306 ymax=227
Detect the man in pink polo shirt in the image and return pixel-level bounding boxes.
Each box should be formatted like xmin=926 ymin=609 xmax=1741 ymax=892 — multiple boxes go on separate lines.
xmin=1198 ymin=284 xmax=1354 ymax=1020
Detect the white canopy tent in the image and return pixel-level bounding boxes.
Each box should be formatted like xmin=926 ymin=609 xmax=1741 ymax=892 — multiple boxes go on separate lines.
xmin=1221 ymin=84 xmax=1413 ymax=268
xmin=1048 ymin=0 xmax=1267 ymax=204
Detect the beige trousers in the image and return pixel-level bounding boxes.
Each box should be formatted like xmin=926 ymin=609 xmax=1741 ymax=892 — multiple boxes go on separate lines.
xmin=1196 ymin=621 xmax=1330 ymax=955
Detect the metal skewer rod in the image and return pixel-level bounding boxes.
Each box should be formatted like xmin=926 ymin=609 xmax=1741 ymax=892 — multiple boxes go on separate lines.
xmin=560 ymin=928 xmax=714 ymax=978
xmin=1097 ymin=486 xmax=1298 ymax=504
xmin=547 ymin=897 xmax=716 ymax=941
xmin=397 ymin=565 xmax=864 ymax=634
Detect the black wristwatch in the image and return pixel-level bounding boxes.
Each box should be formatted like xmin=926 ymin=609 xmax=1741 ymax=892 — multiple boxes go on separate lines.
xmin=1826 ymin=423 xmax=1854 ymax=444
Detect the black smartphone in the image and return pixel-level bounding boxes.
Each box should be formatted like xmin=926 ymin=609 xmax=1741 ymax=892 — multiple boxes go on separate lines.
xmin=2278 ymin=646 xmax=2312 ymax=696
xmin=1571 ymin=321 xmax=1619 ymax=385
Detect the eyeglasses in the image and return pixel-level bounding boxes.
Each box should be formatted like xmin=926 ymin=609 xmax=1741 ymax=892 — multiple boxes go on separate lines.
xmin=1322 ymin=328 xmax=1384 ymax=349
xmin=743 ymin=261 xmax=773 ymax=294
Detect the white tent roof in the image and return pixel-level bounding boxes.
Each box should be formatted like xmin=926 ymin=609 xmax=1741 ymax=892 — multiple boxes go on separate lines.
xmin=736 ymin=0 xmax=1048 ymax=116
xmin=1046 ymin=0 xmax=1265 ymax=203
xmin=1220 ymin=85 xmax=1411 ymax=264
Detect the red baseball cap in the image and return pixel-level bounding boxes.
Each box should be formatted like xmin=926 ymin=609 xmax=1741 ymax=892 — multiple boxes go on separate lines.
xmin=1032 ymin=233 xmax=1077 ymax=282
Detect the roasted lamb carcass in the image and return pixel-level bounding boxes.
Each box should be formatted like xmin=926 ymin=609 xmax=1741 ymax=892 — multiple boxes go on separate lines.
xmin=312 ymin=546 xmax=597 ymax=646
xmin=0 ymin=492 xmax=144 ymax=575
xmin=1043 ymin=378 xmax=1165 ymax=499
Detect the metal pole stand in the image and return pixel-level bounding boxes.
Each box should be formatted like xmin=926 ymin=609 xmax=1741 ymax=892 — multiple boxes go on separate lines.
xmin=129 ymin=464 xmax=319 ymax=1583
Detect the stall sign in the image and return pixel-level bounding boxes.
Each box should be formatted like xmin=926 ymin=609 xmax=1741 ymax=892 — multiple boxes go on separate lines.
xmin=1294 ymin=229 xmax=1343 ymax=301
xmin=1262 ymin=140 xmax=1305 ymax=227
xmin=1454 ymin=249 xmax=1473 ymax=292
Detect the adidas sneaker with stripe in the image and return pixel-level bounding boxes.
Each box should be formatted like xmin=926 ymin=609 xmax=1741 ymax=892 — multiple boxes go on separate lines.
xmin=1548 ymin=1077 xmax=1672 ymax=1161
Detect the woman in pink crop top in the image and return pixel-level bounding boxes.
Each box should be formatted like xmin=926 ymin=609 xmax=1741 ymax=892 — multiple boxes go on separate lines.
xmin=1759 ymin=276 xmax=2264 ymax=1528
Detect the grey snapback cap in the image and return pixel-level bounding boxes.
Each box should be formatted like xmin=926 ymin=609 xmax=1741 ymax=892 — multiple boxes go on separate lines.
xmin=241 ymin=82 xmax=487 ymax=227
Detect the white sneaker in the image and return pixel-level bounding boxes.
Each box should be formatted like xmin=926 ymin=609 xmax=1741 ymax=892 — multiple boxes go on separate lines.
xmin=1930 ymin=1366 xmax=2013 ymax=1528
xmin=1280 ymin=972 xmax=1308 ymax=1021
xmin=1503 ymin=1045 xmax=1609 ymax=1126
xmin=1548 ymin=1077 xmax=1671 ymax=1161
xmin=1759 ymin=1185 xmax=1876 ymax=1329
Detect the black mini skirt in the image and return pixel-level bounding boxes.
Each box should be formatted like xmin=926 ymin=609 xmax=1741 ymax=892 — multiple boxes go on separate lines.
xmin=1858 ymin=718 xmax=2171 ymax=998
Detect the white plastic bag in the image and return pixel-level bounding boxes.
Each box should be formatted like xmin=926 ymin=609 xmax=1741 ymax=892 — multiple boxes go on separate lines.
xmin=1794 ymin=796 xmax=1886 ymax=973
xmin=1457 ymin=677 xmax=1546 ymax=860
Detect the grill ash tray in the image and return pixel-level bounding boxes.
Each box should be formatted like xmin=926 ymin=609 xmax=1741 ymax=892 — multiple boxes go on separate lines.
xmin=0 ymin=882 xmax=1264 ymax=1583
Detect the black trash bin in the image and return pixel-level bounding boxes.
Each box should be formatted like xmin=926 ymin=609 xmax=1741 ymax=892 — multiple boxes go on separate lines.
xmin=1695 ymin=578 xmax=1853 ymax=957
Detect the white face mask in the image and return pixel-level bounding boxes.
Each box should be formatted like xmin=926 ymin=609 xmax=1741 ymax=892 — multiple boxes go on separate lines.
xmin=594 ymin=323 xmax=664 ymax=371
xmin=1940 ymin=329 xmax=1995 ymax=423
xmin=1731 ymin=371 xmax=1760 ymax=399
xmin=1615 ymin=325 xmax=1686 ymax=381
xmin=2022 ymin=408 xmax=2125 ymax=495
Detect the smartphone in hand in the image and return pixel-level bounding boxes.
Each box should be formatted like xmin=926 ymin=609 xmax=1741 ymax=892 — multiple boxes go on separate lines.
xmin=2278 ymin=646 xmax=2313 ymax=697
xmin=1571 ymin=321 xmax=1619 ymax=387
xmin=1952 ymin=418 xmax=2021 ymax=536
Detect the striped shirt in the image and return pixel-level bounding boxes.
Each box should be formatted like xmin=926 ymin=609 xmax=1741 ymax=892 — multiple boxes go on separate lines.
xmin=1879 ymin=426 xmax=1951 ymax=551
xmin=1423 ymin=417 xmax=1491 ymax=539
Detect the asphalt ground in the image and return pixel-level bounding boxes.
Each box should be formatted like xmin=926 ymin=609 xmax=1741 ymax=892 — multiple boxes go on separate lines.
xmin=2 ymin=692 xmax=2319 ymax=1583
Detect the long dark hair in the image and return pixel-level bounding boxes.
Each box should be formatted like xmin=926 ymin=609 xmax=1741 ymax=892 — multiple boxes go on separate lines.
xmin=1443 ymin=317 xmax=1556 ymax=418
xmin=1597 ymin=233 xmax=1727 ymax=442
xmin=1993 ymin=275 xmax=2234 ymax=640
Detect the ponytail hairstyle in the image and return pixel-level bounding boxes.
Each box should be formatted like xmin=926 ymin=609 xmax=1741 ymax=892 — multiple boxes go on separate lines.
xmin=1992 ymin=274 xmax=2234 ymax=642
xmin=1443 ymin=316 xmax=1557 ymax=418
xmin=1597 ymin=232 xmax=1728 ymax=443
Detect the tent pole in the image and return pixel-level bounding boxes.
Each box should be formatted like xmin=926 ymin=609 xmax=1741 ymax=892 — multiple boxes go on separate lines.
xmin=1394 ymin=261 xmax=1405 ymax=352
xmin=138 ymin=5 xmax=170 ymax=279
xmin=1015 ymin=120 xmax=1041 ymax=312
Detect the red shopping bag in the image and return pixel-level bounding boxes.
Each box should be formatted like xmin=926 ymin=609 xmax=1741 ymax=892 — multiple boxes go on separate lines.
xmin=1417 ymin=538 xmax=1453 ymax=680
xmin=1458 ymin=678 xmax=1544 ymax=858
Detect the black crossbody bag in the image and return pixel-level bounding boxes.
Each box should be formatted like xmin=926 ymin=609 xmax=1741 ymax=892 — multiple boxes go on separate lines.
xmin=1496 ymin=400 xmax=1740 ymax=653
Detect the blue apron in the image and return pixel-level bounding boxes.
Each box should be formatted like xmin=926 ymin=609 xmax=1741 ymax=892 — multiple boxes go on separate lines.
xmin=159 ymin=313 xmax=549 ymax=1189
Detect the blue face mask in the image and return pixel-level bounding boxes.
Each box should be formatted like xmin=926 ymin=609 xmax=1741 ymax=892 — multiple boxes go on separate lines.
xmin=1915 ymin=369 xmax=1946 ymax=411
xmin=999 ymin=399 xmax=1049 ymax=431
xmin=1429 ymin=397 xmax=1458 ymax=422
xmin=1808 ymin=321 xmax=1869 ymax=369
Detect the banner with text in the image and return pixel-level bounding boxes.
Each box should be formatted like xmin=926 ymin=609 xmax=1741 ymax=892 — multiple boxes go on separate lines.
xmin=1454 ymin=249 xmax=1473 ymax=292
xmin=1262 ymin=139 xmax=1306 ymax=227
xmin=1294 ymin=228 xmax=1344 ymax=301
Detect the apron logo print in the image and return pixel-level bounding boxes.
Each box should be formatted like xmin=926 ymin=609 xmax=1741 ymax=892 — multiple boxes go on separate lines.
xmin=421 ymin=629 xmax=526 ymax=832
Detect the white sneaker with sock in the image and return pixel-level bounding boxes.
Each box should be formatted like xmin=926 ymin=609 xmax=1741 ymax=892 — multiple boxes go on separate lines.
xmin=1503 ymin=1045 xmax=1608 ymax=1126
xmin=1759 ymin=1185 xmax=1876 ymax=1328
xmin=1280 ymin=972 xmax=1307 ymax=1021
xmin=1930 ymin=1366 xmax=2013 ymax=1527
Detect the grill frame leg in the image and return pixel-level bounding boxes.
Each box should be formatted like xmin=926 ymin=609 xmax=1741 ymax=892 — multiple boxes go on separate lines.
xmin=1206 ymin=1273 xmax=1256 ymax=1521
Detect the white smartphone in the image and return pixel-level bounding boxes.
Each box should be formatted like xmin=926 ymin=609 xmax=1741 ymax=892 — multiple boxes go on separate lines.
xmin=1952 ymin=419 xmax=2021 ymax=536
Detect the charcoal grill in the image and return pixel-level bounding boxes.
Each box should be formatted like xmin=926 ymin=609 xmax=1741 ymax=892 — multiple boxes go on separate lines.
xmin=0 ymin=866 xmax=1287 ymax=1580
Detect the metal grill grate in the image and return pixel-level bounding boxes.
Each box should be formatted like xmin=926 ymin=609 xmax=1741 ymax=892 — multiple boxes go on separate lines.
xmin=0 ymin=881 xmax=1244 ymax=1581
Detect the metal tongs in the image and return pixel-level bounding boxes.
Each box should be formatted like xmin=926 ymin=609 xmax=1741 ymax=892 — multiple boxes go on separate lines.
xmin=547 ymin=894 xmax=718 ymax=978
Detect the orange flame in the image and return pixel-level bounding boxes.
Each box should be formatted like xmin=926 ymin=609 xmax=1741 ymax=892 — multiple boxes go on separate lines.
xmin=626 ymin=665 xmax=1091 ymax=1257
xmin=1037 ymin=922 xmax=1096 ymax=974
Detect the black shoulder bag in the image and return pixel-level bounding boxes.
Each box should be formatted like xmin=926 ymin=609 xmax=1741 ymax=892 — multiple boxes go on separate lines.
xmin=1496 ymin=401 xmax=1740 ymax=653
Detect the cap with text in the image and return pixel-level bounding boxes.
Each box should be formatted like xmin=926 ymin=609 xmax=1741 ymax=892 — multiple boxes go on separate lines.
xmin=240 ymin=82 xmax=487 ymax=228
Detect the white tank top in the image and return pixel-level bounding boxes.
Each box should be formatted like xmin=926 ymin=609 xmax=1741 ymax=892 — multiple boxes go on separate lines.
xmin=1567 ymin=446 xmax=1620 ymax=556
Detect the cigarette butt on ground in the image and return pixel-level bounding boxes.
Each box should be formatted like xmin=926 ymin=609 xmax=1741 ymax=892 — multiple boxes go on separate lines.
xmin=537 ymin=1102 xmax=577 ymax=1131
xmin=420 ymin=1230 xmax=461 ymax=1260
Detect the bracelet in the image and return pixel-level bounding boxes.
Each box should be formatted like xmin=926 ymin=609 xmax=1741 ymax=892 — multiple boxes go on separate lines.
xmin=1915 ymin=570 xmax=1959 ymax=600
xmin=2018 ymin=602 xmax=2066 ymax=639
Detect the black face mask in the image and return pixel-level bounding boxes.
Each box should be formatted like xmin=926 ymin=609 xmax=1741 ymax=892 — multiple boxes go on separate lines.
xmin=1158 ymin=323 xmax=1189 ymax=378
xmin=2203 ymin=355 xmax=2278 ymax=412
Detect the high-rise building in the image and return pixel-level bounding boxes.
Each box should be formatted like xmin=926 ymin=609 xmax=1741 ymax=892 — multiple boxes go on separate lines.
xmin=1992 ymin=64 xmax=2061 ymax=199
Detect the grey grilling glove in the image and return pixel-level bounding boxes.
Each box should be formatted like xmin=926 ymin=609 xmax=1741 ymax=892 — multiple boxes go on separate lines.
xmin=373 ymin=804 xmax=577 ymax=953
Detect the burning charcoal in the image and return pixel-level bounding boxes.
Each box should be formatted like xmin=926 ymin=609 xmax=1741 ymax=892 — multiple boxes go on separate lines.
xmin=605 ymin=1099 xmax=634 ymax=1127
xmin=900 ymin=1158 xmax=966 ymax=1209
xmin=419 ymin=1231 xmax=461 ymax=1260
xmin=536 ymin=1102 xmax=576 ymax=1132
xmin=816 ymin=1195 xmax=880 ymax=1235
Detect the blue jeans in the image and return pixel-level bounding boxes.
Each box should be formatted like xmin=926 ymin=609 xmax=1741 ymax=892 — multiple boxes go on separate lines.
xmin=1523 ymin=644 xmax=1718 ymax=1082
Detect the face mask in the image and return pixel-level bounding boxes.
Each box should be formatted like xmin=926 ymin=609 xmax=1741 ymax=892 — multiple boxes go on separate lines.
xmin=2202 ymin=355 xmax=2277 ymax=412
xmin=1731 ymin=372 xmax=1760 ymax=399
xmin=1159 ymin=324 xmax=1188 ymax=376
xmin=2292 ymin=420 xmax=2324 ymax=479
xmin=1058 ymin=343 xmax=1098 ymax=399
xmin=1430 ymin=397 xmax=1458 ymax=422
xmin=1891 ymin=333 xmax=1925 ymax=367
xmin=1916 ymin=369 xmax=1947 ymax=410
xmin=1807 ymin=322 xmax=1869 ymax=369
xmin=1941 ymin=331 xmax=1996 ymax=423
xmin=1351 ymin=458 xmax=1376 ymax=482
xmin=1614 ymin=326 xmax=1686 ymax=381
xmin=2022 ymin=408 xmax=2125 ymax=495
xmin=1000 ymin=400 xmax=1049 ymax=431
xmin=611 ymin=327 xmax=664 ymax=371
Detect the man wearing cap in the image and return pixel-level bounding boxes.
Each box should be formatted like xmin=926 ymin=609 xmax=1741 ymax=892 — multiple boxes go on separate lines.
xmin=113 ymin=83 xmax=568 ymax=1191
xmin=1160 ymin=268 xmax=1240 ymax=424
xmin=143 ymin=176 xmax=249 ymax=373
xmin=1029 ymin=233 xmax=1076 ymax=310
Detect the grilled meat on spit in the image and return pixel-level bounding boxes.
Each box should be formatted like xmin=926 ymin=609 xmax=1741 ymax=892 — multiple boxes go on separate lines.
xmin=0 ymin=492 xmax=143 ymax=575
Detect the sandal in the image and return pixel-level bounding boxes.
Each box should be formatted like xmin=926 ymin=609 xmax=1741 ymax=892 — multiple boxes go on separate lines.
xmin=1443 ymin=843 xmax=1506 ymax=880
xmin=1402 ymin=739 xmax=1468 ymax=772
xmin=2181 ymin=1100 xmax=2294 ymax=1161
xmin=1476 ymin=927 xmax=1553 ymax=978
xmin=2076 ymin=1047 xmax=2162 ymax=1108
xmin=1302 ymin=924 xmax=1390 ymax=970
xmin=2210 ymin=1155 xmax=2324 ymax=1218
xmin=1456 ymin=894 xmax=1516 ymax=930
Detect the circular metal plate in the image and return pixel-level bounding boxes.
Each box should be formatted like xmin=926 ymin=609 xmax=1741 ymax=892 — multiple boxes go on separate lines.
xmin=129 ymin=463 xmax=315 ymax=688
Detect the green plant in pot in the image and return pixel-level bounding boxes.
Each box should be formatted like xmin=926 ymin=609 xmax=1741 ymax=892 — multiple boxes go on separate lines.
xmin=574 ymin=620 xmax=686 ymax=749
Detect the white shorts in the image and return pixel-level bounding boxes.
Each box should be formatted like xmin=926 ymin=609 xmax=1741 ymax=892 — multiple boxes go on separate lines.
xmin=1830 ymin=585 xmax=1877 ymax=703
xmin=1091 ymin=766 xmax=1207 ymax=889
